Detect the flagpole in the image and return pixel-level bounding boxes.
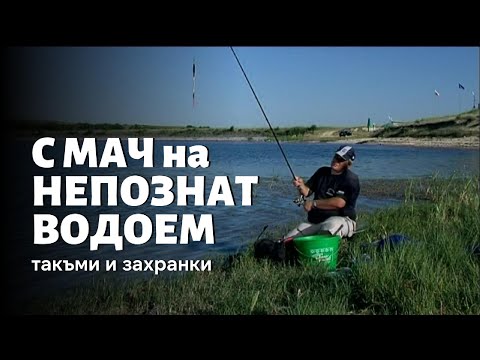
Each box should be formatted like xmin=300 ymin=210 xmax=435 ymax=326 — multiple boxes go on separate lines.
xmin=433 ymin=90 xmax=439 ymax=118
xmin=474 ymin=92 xmax=476 ymax=109
xmin=458 ymin=89 xmax=461 ymax=114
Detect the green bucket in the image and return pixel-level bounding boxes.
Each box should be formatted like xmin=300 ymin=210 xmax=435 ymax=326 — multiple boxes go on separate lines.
xmin=293 ymin=234 xmax=341 ymax=270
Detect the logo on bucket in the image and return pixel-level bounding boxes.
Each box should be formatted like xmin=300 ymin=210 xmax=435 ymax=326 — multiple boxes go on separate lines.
xmin=310 ymin=247 xmax=334 ymax=262
xmin=293 ymin=235 xmax=340 ymax=270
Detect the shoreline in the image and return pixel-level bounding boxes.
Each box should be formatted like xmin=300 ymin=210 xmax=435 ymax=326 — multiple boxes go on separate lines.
xmin=326 ymin=136 xmax=479 ymax=149
xmin=15 ymin=134 xmax=479 ymax=149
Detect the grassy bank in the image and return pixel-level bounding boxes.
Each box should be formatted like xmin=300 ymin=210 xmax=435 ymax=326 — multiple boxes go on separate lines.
xmin=29 ymin=175 xmax=480 ymax=315
xmin=375 ymin=109 xmax=479 ymax=138
xmin=14 ymin=109 xmax=479 ymax=142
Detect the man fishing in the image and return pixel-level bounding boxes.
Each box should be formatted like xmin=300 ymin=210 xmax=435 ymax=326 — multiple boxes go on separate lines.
xmin=285 ymin=145 xmax=360 ymax=239
xmin=229 ymin=47 xmax=359 ymax=240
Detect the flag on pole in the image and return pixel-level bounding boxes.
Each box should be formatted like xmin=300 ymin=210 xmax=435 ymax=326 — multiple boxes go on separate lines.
xmin=434 ymin=90 xmax=440 ymax=96
xmin=459 ymin=83 xmax=465 ymax=90
xmin=192 ymin=59 xmax=196 ymax=108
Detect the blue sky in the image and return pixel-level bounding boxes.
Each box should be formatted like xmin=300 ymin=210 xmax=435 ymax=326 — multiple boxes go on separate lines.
xmin=7 ymin=46 xmax=479 ymax=128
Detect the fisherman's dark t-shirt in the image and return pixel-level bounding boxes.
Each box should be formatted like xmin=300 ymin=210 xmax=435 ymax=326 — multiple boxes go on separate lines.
xmin=305 ymin=167 xmax=360 ymax=223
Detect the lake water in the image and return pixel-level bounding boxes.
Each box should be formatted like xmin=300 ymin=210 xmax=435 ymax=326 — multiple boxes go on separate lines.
xmin=8 ymin=139 xmax=480 ymax=308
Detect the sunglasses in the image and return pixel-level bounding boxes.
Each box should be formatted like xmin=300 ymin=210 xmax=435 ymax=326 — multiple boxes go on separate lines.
xmin=333 ymin=155 xmax=347 ymax=163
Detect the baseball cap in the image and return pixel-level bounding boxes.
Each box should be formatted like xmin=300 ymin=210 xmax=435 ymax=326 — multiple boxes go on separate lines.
xmin=335 ymin=145 xmax=355 ymax=161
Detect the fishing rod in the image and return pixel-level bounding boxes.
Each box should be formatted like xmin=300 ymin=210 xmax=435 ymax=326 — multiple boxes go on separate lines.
xmin=229 ymin=47 xmax=305 ymax=206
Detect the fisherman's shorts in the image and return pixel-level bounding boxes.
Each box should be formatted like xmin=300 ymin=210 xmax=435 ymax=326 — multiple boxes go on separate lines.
xmin=285 ymin=216 xmax=357 ymax=239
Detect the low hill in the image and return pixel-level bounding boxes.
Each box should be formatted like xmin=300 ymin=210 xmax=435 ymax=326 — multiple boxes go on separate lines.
xmin=373 ymin=109 xmax=479 ymax=138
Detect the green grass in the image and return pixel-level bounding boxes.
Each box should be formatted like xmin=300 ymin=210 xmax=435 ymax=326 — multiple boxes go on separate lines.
xmin=27 ymin=175 xmax=480 ymax=315
xmin=375 ymin=109 xmax=479 ymax=138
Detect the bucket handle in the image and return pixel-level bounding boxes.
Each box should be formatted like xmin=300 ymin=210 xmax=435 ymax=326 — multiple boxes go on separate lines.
xmin=333 ymin=224 xmax=343 ymax=236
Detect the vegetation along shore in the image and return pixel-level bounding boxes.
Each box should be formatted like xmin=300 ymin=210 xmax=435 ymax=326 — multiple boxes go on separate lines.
xmin=15 ymin=109 xmax=479 ymax=149
xmin=26 ymin=175 xmax=480 ymax=315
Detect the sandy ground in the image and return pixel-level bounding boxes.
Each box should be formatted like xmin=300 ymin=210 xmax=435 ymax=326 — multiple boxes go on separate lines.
xmin=151 ymin=134 xmax=479 ymax=149
xmin=20 ymin=133 xmax=479 ymax=149
xmin=329 ymin=136 xmax=479 ymax=149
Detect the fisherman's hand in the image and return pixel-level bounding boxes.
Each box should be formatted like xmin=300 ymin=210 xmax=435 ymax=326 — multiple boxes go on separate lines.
xmin=293 ymin=176 xmax=304 ymax=188
xmin=304 ymin=200 xmax=315 ymax=212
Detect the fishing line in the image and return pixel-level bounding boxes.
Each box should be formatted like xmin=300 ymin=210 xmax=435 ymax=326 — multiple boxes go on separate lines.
xmin=230 ymin=47 xmax=297 ymax=180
